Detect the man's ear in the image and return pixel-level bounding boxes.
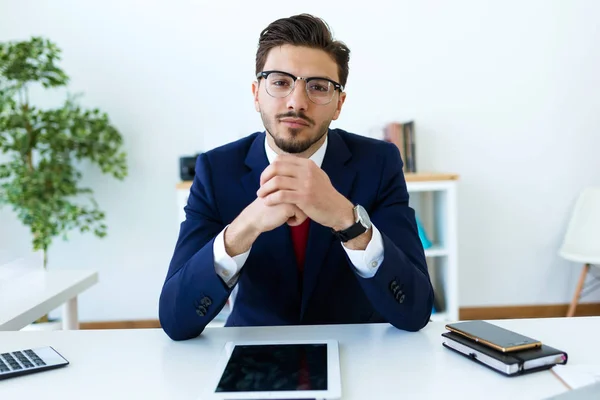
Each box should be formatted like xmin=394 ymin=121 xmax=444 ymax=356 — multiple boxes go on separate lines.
xmin=332 ymin=91 xmax=346 ymax=121
xmin=252 ymin=81 xmax=260 ymax=112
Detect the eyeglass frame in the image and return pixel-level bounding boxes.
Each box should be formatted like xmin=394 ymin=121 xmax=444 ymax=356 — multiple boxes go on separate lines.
xmin=256 ymin=70 xmax=344 ymax=104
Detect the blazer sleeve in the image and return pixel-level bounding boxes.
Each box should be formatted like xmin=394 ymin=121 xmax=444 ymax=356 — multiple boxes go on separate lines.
xmin=159 ymin=153 xmax=232 ymax=340
xmin=351 ymin=143 xmax=435 ymax=332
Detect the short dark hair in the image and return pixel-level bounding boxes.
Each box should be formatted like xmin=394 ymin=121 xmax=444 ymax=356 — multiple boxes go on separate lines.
xmin=255 ymin=14 xmax=350 ymax=88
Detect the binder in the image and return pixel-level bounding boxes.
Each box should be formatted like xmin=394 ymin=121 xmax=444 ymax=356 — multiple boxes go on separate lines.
xmin=442 ymin=331 xmax=568 ymax=376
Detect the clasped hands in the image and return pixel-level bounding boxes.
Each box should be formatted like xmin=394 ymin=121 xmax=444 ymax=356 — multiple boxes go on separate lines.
xmin=255 ymin=154 xmax=354 ymax=233
xmin=224 ymin=155 xmax=370 ymax=257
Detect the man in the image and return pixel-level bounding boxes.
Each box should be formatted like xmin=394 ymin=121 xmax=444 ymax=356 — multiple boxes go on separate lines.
xmin=159 ymin=14 xmax=434 ymax=341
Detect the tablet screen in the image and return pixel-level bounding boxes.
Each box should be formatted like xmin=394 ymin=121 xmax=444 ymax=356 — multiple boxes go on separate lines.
xmin=216 ymin=343 xmax=328 ymax=393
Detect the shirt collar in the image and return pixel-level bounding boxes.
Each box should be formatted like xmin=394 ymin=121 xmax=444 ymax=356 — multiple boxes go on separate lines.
xmin=264 ymin=132 xmax=328 ymax=168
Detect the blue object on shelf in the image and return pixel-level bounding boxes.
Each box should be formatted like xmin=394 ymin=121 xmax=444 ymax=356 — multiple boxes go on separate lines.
xmin=416 ymin=216 xmax=432 ymax=249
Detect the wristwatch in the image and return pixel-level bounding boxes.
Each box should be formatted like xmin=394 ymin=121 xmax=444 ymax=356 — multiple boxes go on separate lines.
xmin=332 ymin=204 xmax=372 ymax=242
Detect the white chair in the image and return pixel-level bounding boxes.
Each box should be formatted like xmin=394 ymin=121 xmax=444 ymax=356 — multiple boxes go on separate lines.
xmin=559 ymin=187 xmax=600 ymax=317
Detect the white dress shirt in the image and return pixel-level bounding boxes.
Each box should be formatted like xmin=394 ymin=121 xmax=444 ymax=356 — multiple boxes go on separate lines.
xmin=212 ymin=134 xmax=385 ymax=309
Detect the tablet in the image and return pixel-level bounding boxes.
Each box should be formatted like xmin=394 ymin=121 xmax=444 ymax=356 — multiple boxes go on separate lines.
xmin=205 ymin=339 xmax=341 ymax=400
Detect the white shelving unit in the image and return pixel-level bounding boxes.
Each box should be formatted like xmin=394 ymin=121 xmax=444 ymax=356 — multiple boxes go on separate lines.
xmin=405 ymin=173 xmax=459 ymax=322
xmin=176 ymin=171 xmax=459 ymax=324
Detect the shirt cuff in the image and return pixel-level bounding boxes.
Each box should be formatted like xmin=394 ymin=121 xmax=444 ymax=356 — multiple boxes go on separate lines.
xmin=342 ymin=223 xmax=385 ymax=279
xmin=213 ymin=225 xmax=251 ymax=287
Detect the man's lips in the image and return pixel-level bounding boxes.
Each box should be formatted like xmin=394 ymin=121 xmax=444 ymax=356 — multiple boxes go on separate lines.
xmin=280 ymin=118 xmax=310 ymax=127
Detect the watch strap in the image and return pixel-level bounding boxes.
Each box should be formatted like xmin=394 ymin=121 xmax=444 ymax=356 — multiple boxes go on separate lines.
xmin=332 ymin=220 xmax=368 ymax=242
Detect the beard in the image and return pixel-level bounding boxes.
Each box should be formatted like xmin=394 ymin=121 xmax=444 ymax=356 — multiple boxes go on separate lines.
xmin=260 ymin=110 xmax=331 ymax=154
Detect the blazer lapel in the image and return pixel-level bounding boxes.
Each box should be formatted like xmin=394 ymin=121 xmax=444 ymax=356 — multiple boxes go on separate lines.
xmin=241 ymin=132 xmax=269 ymax=200
xmin=300 ymin=130 xmax=355 ymax=318
xmin=241 ymin=132 xmax=300 ymax=297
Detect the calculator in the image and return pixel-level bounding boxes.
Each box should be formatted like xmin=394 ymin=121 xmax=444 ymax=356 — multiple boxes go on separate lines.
xmin=0 ymin=347 xmax=69 ymax=380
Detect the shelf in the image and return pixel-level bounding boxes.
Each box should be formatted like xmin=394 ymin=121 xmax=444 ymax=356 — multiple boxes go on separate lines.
xmin=404 ymin=172 xmax=459 ymax=182
xmin=424 ymin=245 xmax=448 ymax=258
xmin=177 ymin=181 xmax=193 ymax=190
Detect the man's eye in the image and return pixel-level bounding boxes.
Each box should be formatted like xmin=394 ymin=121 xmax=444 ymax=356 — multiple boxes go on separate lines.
xmin=309 ymin=83 xmax=328 ymax=92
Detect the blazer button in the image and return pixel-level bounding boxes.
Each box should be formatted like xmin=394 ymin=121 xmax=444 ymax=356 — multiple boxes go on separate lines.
xmin=398 ymin=294 xmax=406 ymax=304
xmin=390 ymin=280 xmax=398 ymax=291
xmin=200 ymin=296 xmax=212 ymax=307
xmin=196 ymin=305 xmax=207 ymax=317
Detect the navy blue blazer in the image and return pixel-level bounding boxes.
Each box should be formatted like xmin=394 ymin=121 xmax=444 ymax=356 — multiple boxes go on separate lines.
xmin=159 ymin=129 xmax=434 ymax=340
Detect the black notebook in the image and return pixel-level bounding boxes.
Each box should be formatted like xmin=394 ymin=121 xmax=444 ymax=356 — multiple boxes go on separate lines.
xmin=442 ymin=331 xmax=568 ymax=376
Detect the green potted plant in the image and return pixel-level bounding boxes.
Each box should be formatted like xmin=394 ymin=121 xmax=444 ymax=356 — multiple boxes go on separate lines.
xmin=0 ymin=37 xmax=127 ymax=324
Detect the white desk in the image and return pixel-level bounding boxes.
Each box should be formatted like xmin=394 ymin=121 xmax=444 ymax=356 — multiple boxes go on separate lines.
xmin=0 ymin=269 xmax=98 ymax=331
xmin=0 ymin=317 xmax=595 ymax=399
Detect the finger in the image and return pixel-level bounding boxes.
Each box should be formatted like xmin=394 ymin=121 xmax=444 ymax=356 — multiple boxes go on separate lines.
xmin=260 ymin=159 xmax=300 ymax=186
xmin=263 ymin=190 xmax=299 ymax=207
xmin=257 ymin=176 xmax=298 ymax=198
xmin=287 ymin=207 xmax=308 ymax=226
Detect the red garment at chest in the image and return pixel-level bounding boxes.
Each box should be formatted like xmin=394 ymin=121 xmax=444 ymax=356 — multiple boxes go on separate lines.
xmin=289 ymin=218 xmax=310 ymax=273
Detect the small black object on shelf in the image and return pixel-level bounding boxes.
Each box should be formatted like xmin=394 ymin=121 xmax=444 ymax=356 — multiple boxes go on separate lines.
xmin=179 ymin=154 xmax=201 ymax=181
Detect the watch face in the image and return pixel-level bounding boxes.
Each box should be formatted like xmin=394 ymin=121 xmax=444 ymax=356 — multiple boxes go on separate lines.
xmin=355 ymin=205 xmax=372 ymax=228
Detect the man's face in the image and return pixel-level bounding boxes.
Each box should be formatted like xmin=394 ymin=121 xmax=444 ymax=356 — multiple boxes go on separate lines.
xmin=252 ymin=44 xmax=346 ymax=155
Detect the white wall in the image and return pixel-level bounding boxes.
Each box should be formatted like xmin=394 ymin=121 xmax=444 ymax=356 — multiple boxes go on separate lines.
xmin=1 ymin=0 xmax=599 ymax=321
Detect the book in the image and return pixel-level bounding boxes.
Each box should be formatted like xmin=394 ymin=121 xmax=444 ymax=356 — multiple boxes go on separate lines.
xmin=383 ymin=121 xmax=416 ymax=173
xmin=403 ymin=121 xmax=416 ymax=173
xmin=442 ymin=331 xmax=568 ymax=377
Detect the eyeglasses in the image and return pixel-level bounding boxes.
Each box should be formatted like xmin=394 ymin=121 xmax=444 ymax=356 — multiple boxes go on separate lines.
xmin=256 ymin=70 xmax=344 ymax=105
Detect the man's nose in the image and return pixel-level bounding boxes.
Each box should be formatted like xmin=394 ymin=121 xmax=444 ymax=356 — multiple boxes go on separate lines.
xmin=285 ymin=79 xmax=309 ymax=111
